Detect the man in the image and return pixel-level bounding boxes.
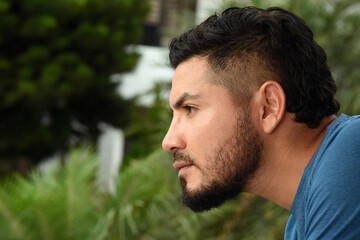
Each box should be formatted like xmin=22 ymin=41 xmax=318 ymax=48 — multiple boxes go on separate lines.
xmin=162 ymin=6 xmax=360 ymax=239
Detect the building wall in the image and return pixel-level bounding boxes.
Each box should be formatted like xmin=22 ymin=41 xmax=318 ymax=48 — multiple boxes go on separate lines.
xmin=142 ymin=0 xmax=197 ymax=47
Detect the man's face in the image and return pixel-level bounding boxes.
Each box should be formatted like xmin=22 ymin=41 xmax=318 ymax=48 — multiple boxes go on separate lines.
xmin=162 ymin=57 xmax=263 ymax=212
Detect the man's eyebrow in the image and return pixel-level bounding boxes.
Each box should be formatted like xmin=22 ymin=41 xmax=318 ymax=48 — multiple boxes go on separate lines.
xmin=172 ymin=92 xmax=201 ymax=110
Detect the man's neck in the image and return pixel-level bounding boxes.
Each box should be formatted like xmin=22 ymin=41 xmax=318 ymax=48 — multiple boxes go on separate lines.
xmin=248 ymin=114 xmax=337 ymax=210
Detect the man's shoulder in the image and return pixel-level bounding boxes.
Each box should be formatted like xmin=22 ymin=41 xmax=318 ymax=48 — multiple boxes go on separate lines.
xmin=311 ymin=114 xmax=360 ymax=181
xmin=324 ymin=114 xmax=360 ymax=159
xmin=317 ymin=114 xmax=360 ymax=159
xmin=331 ymin=114 xmax=360 ymax=139
xmin=300 ymin=114 xmax=360 ymax=239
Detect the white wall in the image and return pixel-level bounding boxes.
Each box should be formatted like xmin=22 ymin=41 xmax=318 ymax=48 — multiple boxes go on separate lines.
xmin=117 ymin=45 xmax=173 ymax=105
xmin=196 ymin=0 xmax=233 ymax=24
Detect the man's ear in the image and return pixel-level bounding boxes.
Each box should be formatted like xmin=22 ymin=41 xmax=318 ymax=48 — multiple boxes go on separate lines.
xmin=253 ymin=81 xmax=286 ymax=134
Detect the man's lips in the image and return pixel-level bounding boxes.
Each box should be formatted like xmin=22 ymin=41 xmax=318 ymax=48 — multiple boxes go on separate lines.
xmin=172 ymin=162 xmax=193 ymax=170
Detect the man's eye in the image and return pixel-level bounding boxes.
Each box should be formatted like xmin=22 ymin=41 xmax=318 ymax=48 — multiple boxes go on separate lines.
xmin=184 ymin=106 xmax=197 ymax=114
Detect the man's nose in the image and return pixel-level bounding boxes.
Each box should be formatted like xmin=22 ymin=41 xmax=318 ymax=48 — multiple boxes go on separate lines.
xmin=162 ymin=121 xmax=185 ymax=152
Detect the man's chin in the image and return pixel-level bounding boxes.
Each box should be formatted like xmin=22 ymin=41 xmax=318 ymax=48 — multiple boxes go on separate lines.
xmin=179 ymin=177 xmax=240 ymax=212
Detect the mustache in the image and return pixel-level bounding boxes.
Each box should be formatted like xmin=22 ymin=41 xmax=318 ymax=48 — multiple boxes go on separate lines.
xmin=173 ymin=151 xmax=196 ymax=165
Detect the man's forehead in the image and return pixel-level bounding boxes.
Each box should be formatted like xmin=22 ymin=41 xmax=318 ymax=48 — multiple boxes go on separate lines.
xmin=172 ymin=57 xmax=208 ymax=84
xmin=169 ymin=57 xmax=208 ymax=102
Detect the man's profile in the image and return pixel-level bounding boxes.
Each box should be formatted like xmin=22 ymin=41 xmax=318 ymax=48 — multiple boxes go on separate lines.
xmin=162 ymin=6 xmax=360 ymax=239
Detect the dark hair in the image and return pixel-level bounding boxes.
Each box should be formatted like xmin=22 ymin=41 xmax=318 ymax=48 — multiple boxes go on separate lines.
xmin=169 ymin=6 xmax=340 ymax=128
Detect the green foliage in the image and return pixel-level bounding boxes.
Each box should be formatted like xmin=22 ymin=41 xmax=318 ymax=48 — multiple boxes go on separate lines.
xmin=0 ymin=0 xmax=149 ymax=174
xmin=0 ymin=148 xmax=100 ymax=239
xmin=0 ymin=148 xmax=288 ymax=239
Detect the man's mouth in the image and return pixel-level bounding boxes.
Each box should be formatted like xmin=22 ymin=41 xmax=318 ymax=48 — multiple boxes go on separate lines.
xmin=173 ymin=162 xmax=192 ymax=170
xmin=173 ymin=162 xmax=193 ymax=176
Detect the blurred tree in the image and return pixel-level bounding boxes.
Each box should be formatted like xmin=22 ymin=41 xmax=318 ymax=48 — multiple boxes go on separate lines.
xmin=0 ymin=0 xmax=149 ymax=176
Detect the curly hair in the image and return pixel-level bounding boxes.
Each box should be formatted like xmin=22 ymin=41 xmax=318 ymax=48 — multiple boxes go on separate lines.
xmin=169 ymin=6 xmax=340 ymax=128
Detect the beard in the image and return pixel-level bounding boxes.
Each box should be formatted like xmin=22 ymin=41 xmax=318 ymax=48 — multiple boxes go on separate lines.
xmin=174 ymin=110 xmax=263 ymax=212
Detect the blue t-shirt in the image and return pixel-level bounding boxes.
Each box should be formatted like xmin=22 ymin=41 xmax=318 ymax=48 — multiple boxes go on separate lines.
xmin=285 ymin=114 xmax=360 ymax=240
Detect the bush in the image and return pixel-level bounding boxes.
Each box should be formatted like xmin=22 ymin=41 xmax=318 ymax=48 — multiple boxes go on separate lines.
xmin=0 ymin=0 xmax=149 ymax=175
xmin=0 ymin=148 xmax=289 ymax=240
